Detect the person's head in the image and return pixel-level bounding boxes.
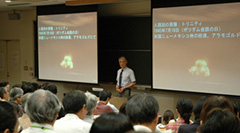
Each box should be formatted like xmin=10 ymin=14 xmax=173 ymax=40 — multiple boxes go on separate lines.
xmin=22 ymin=83 xmax=34 ymax=94
xmin=163 ymin=110 xmax=174 ymax=125
xmin=62 ymin=90 xmax=87 ymax=119
xmin=85 ymin=92 xmax=98 ymax=116
xmin=31 ymin=82 xmax=39 ymax=91
xmin=9 ymin=87 xmax=24 ymax=104
xmin=126 ymin=93 xmax=159 ymax=131
xmin=231 ymin=101 xmax=239 ymax=118
xmin=99 ymin=90 xmax=111 ymax=102
xmin=200 ymin=96 xmax=234 ymax=123
xmin=200 ymin=108 xmax=240 ymax=133
xmin=25 ymin=89 xmax=60 ymax=124
xmin=21 ymin=93 xmax=32 ymax=113
xmin=119 ymin=56 xmax=128 ymax=69
xmin=0 ymin=81 xmax=10 ymax=90
xmin=45 ymin=84 xmax=58 ymax=95
xmin=90 ymin=112 xmax=133 ymax=133
xmin=193 ymin=96 xmax=208 ymax=120
xmin=176 ymin=98 xmax=193 ymax=124
xmin=0 ymin=101 xmax=19 ymax=133
xmin=0 ymin=87 xmax=9 ymax=100
xmin=12 ymin=84 xmax=22 ymax=89
xmin=119 ymin=102 xmax=127 ymax=115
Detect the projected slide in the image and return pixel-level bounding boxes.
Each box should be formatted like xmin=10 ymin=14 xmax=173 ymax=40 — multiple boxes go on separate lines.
xmin=153 ymin=3 xmax=240 ymax=95
xmin=38 ymin=12 xmax=97 ymax=83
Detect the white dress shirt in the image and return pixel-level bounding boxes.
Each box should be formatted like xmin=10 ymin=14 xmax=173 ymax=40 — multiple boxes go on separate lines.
xmin=21 ymin=123 xmax=55 ymax=133
xmin=54 ymin=113 xmax=92 ymax=133
xmin=107 ymin=102 xmax=119 ymax=113
xmin=116 ymin=67 xmax=136 ymax=88
xmin=133 ymin=125 xmax=153 ymax=132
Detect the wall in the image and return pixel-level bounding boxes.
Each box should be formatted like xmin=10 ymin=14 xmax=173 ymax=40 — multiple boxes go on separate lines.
xmin=0 ymin=10 xmax=239 ymax=120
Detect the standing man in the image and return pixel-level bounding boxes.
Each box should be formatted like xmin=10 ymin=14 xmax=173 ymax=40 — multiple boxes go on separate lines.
xmin=116 ymin=56 xmax=136 ymax=97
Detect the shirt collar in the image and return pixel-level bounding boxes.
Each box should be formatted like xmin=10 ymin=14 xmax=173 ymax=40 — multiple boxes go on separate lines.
xmin=31 ymin=122 xmax=53 ymax=130
xmin=121 ymin=67 xmax=128 ymax=71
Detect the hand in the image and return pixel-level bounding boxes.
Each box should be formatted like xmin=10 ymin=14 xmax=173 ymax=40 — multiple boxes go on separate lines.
xmin=116 ymin=86 xmax=121 ymax=92
xmin=119 ymin=87 xmax=125 ymax=93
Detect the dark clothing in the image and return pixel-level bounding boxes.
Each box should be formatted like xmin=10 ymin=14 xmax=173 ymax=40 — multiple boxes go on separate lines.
xmin=178 ymin=120 xmax=200 ymax=133
xmin=94 ymin=102 xmax=114 ymax=115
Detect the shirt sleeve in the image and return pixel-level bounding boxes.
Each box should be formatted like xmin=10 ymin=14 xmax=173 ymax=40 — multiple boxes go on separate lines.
xmin=130 ymin=70 xmax=136 ymax=82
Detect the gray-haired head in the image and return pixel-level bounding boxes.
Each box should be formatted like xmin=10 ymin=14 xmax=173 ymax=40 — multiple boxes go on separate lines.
xmin=21 ymin=93 xmax=32 ymax=112
xmin=25 ymin=89 xmax=61 ymax=124
xmin=85 ymin=92 xmax=98 ymax=115
xmin=9 ymin=87 xmax=23 ymax=101
xmin=126 ymin=93 xmax=159 ymax=124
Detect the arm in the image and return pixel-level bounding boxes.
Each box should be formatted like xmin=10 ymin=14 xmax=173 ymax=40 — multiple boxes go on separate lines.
xmin=119 ymin=81 xmax=136 ymax=93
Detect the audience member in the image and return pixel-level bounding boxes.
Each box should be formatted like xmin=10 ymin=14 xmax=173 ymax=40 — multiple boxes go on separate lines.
xmin=166 ymin=98 xmax=193 ymax=133
xmin=0 ymin=80 xmax=10 ymax=90
xmin=231 ymin=101 xmax=240 ymax=118
xmin=31 ymin=82 xmax=39 ymax=91
xmin=200 ymin=108 xmax=240 ymax=133
xmin=119 ymin=102 xmax=127 ymax=115
xmin=21 ymin=83 xmax=34 ymax=94
xmin=9 ymin=87 xmax=24 ymax=117
xmin=0 ymin=87 xmax=9 ymax=101
xmin=178 ymin=96 xmax=207 ymax=133
xmin=94 ymin=90 xmax=114 ymax=115
xmin=18 ymin=93 xmax=32 ymax=130
xmin=126 ymin=93 xmax=160 ymax=132
xmin=163 ymin=110 xmax=175 ymax=125
xmin=0 ymin=101 xmax=19 ymax=133
xmin=200 ymin=96 xmax=234 ymax=123
xmin=12 ymin=84 xmax=22 ymax=88
xmin=105 ymin=90 xmax=119 ymax=113
xmin=22 ymin=89 xmax=61 ymax=133
xmin=54 ymin=90 xmax=92 ymax=133
xmin=84 ymin=92 xmax=98 ymax=124
xmin=45 ymin=84 xmax=65 ymax=119
xmin=90 ymin=112 xmax=133 ymax=133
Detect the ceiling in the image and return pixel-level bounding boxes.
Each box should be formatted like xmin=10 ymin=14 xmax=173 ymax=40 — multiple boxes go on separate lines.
xmin=0 ymin=0 xmax=151 ymax=16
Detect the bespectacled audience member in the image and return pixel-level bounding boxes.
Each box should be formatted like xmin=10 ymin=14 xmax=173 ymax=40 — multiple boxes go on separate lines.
xmin=90 ymin=112 xmax=133 ymax=133
xmin=178 ymin=96 xmax=208 ymax=133
xmin=200 ymin=108 xmax=240 ymax=133
xmin=18 ymin=93 xmax=32 ymax=130
xmin=54 ymin=90 xmax=92 ymax=133
xmin=200 ymin=96 xmax=234 ymax=124
xmin=94 ymin=90 xmax=114 ymax=115
xmin=21 ymin=89 xmax=61 ymax=133
xmin=126 ymin=93 xmax=161 ymax=133
xmin=0 ymin=87 xmax=9 ymax=101
xmin=45 ymin=84 xmax=65 ymax=119
xmin=84 ymin=92 xmax=98 ymax=124
xmin=163 ymin=110 xmax=175 ymax=125
xmin=0 ymin=101 xmax=19 ymax=133
xmin=166 ymin=98 xmax=193 ymax=133
xmin=9 ymin=87 xmax=24 ymax=117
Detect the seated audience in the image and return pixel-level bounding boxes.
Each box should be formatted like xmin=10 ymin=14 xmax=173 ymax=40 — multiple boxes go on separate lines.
xmin=126 ymin=93 xmax=161 ymax=132
xmin=166 ymin=98 xmax=193 ymax=133
xmin=0 ymin=101 xmax=19 ymax=133
xmin=200 ymin=96 xmax=234 ymax=124
xmin=9 ymin=87 xmax=24 ymax=117
xmin=200 ymin=108 xmax=240 ymax=133
xmin=119 ymin=102 xmax=127 ymax=115
xmin=90 ymin=112 xmax=133 ymax=133
xmin=0 ymin=80 xmax=10 ymax=90
xmin=163 ymin=110 xmax=175 ymax=125
xmin=18 ymin=93 xmax=32 ymax=130
xmin=22 ymin=89 xmax=61 ymax=133
xmin=30 ymin=82 xmax=39 ymax=91
xmin=45 ymin=84 xmax=65 ymax=119
xmin=21 ymin=83 xmax=35 ymax=94
xmin=94 ymin=90 xmax=114 ymax=115
xmin=0 ymin=87 xmax=9 ymax=101
xmin=54 ymin=90 xmax=92 ymax=133
xmin=84 ymin=92 xmax=98 ymax=124
xmin=178 ymin=96 xmax=207 ymax=133
xmin=105 ymin=90 xmax=119 ymax=113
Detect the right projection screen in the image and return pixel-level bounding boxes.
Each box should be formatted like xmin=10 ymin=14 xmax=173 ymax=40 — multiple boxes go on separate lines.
xmin=152 ymin=3 xmax=240 ymax=96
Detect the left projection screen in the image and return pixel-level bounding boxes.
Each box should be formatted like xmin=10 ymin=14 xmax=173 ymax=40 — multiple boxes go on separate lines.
xmin=38 ymin=12 xmax=98 ymax=84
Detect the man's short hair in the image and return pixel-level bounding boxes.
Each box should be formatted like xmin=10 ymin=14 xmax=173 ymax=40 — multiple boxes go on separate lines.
xmin=62 ymin=90 xmax=86 ymax=114
xmin=22 ymin=83 xmax=34 ymax=94
xmin=0 ymin=87 xmax=7 ymax=99
xmin=0 ymin=81 xmax=9 ymax=88
xmin=194 ymin=96 xmax=208 ymax=120
xmin=25 ymin=89 xmax=60 ymax=124
xmin=118 ymin=56 xmax=127 ymax=61
xmin=45 ymin=84 xmax=58 ymax=95
xmin=99 ymin=90 xmax=111 ymax=101
xmin=9 ymin=87 xmax=24 ymax=101
xmin=85 ymin=92 xmax=98 ymax=115
xmin=0 ymin=101 xmax=17 ymax=132
xmin=126 ymin=93 xmax=159 ymax=124
xmin=21 ymin=93 xmax=32 ymax=112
